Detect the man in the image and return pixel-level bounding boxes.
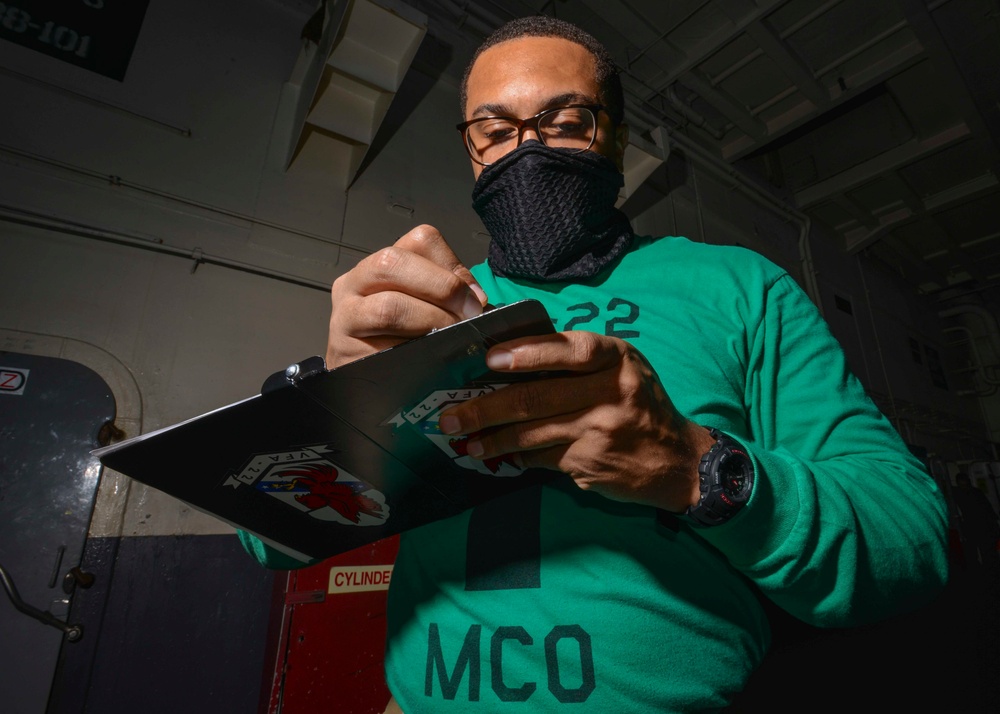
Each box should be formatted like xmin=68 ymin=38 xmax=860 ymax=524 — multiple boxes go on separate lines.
xmin=244 ymin=16 xmax=948 ymax=711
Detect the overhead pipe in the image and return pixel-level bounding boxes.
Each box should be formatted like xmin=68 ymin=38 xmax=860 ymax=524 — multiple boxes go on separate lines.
xmin=0 ymin=204 xmax=333 ymax=293
xmin=663 ymin=86 xmax=727 ymax=141
xmin=0 ymin=66 xmax=191 ymax=137
xmin=0 ymin=143 xmax=370 ymax=255
xmin=431 ymin=0 xmax=505 ymax=37
xmin=619 ymin=73 xmax=727 ymax=141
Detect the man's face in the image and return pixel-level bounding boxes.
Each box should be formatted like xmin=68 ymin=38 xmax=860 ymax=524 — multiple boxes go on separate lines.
xmin=463 ymin=36 xmax=627 ymax=180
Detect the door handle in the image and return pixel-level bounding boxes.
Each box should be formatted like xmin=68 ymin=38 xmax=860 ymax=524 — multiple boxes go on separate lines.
xmin=0 ymin=562 xmax=83 ymax=642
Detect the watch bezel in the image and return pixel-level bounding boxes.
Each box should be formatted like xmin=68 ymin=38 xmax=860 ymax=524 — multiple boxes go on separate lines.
xmin=687 ymin=429 xmax=755 ymax=527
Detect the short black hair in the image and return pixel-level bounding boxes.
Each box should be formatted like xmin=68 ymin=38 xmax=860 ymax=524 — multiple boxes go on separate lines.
xmin=460 ymin=16 xmax=625 ymax=127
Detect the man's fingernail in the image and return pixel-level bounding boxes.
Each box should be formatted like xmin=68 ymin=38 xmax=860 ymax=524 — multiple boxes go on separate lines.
xmin=486 ymin=350 xmax=512 ymax=370
xmin=462 ymin=292 xmax=483 ymax=320
xmin=466 ymin=440 xmax=484 ymax=458
xmin=439 ymin=415 xmax=460 ymax=435
xmin=470 ymin=283 xmax=488 ymax=305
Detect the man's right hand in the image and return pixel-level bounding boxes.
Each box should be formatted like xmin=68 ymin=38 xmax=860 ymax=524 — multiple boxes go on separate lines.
xmin=326 ymin=225 xmax=488 ymax=368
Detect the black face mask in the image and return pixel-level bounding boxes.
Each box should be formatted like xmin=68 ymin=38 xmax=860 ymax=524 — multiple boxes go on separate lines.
xmin=471 ymin=141 xmax=634 ymax=282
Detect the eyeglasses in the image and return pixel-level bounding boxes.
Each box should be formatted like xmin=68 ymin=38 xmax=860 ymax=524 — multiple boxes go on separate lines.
xmin=456 ymin=104 xmax=604 ymax=166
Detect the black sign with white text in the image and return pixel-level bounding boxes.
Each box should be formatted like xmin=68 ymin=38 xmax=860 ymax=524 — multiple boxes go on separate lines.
xmin=0 ymin=0 xmax=149 ymax=81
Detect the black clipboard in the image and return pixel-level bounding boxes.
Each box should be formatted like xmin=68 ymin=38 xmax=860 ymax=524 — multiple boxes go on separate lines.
xmin=93 ymin=300 xmax=558 ymax=562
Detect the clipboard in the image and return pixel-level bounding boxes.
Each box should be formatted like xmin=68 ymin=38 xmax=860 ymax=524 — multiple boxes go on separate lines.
xmin=93 ymin=300 xmax=558 ymax=562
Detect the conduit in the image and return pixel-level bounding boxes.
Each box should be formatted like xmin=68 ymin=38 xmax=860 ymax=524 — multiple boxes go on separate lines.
xmin=0 ymin=204 xmax=332 ymax=293
xmin=0 ymin=143 xmax=371 ymax=255
xmin=0 ymin=67 xmax=191 ymax=137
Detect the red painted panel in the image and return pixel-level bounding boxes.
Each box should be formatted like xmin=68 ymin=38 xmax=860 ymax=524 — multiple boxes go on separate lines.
xmin=272 ymin=536 xmax=400 ymax=714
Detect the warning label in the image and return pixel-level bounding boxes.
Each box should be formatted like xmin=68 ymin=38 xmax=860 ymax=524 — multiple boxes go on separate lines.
xmin=327 ymin=565 xmax=394 ymax=594
xmin=0 ymin=367 xmax=28 ymax=396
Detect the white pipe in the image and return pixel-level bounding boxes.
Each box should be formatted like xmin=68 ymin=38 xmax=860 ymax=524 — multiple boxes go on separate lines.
xmin=939 ymin=305 xmax=1000 ymax=359
xmin=943 ymin=326 xmax=1000 ymax=395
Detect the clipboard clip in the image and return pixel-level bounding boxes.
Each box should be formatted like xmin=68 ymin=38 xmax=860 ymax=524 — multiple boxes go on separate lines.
xmin=261 ymin=356 xmax=327 ymax=394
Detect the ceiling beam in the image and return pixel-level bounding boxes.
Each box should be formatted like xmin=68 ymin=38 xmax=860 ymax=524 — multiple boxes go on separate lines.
xmin=843 ymin=172 xmax=999 ymax=253
xmin=924 ymin=172 xmax=1000 ymax=212
xmin=897 ymin=0 xmax=1000 ymax=175
xmin=832 ymin=195 xmax=878 ymax=230
xmin=575 ymin=0 xmax=670 ymax=62
xmin=925 ymin=215 xmax=993 ymax=287
xmin=743 ymin=20 xmax=830 ymax=108
xmin=715 ymin=0 xmax=830 ymax=108
xmin=793 ymin=122 xmax=971 ymax=208
xmin=680 ymin=70 xmax=767 ymax=139
xmin=867 ymin=236 xmax=946 ymax=292
xmin=721 ymin=32 xmax=925 ymax=160
xmin=649 ymin=0 xmax=790 ymax=88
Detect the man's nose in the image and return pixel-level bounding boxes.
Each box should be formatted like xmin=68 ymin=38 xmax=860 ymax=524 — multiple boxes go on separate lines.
xmin=518 ymin=125 xmax=542 ymax=145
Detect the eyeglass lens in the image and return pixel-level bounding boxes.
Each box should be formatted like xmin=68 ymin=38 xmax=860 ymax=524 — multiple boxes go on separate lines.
xmin=465 ymin=107 xmax=597 ymax=165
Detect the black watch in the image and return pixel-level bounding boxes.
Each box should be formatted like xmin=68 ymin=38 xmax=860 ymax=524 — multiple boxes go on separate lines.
xmin=686 ymin=429 xmax=755 ymax=527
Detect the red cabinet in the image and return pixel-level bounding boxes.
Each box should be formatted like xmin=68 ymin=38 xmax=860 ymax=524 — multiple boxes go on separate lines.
xmin=267 ymin=536 xmax=400 ymax=714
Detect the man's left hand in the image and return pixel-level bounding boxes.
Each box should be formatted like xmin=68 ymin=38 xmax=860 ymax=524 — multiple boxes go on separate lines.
xmin=437 ymin=331 xmax=716 ymax=513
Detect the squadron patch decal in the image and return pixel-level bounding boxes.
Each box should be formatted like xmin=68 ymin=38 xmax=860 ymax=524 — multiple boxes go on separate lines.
xmin=387 ymin=385 xmax=525 ymax=477
xmin=225 ymin=445 xmax=388 ymax=526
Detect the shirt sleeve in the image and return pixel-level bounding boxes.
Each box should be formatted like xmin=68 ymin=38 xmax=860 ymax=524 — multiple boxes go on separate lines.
xmin=235 ymin=529 xmax=317 ymax=571
xmin=696 ymin=273 xmax=949 ymax=627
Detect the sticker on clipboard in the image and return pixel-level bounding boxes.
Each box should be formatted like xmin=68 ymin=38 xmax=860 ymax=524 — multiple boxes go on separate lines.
xmin=226 ymin=445 xmax=390 ymax=526
xmin=398 ymin=385 xmax=524 ymax=477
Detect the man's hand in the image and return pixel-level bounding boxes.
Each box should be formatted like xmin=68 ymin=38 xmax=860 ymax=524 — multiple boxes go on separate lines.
xmin=327 ymin=225 xmax=487 ymax=368
xmin=438 ymin=332 xmax=716 ymax=513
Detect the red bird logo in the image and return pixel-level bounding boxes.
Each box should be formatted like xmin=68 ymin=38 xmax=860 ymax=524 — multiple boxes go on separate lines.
xmin=276 ymin=463 xmax=384 ymax=523
xmin=448 ymin=437 xmax=520 ymax=474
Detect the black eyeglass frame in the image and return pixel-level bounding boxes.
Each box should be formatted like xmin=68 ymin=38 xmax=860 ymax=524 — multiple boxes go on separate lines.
xmin=456 ymin=103 xmax=606 ymax=166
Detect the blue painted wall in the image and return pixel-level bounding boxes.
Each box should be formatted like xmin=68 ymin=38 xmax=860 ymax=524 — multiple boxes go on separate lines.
xmin=48 ymin=534 xmax=278 ymax=714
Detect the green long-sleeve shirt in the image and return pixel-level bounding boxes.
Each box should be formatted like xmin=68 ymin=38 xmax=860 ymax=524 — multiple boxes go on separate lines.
xmin=240 ymin=235 xmax=947 ymax=711
xmin=381 ymin=235 xmax=947 ymax=711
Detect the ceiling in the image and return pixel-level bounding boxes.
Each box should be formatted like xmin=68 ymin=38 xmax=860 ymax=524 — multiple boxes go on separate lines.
xmin=391 ymin=0 xmax=1000 ymax=306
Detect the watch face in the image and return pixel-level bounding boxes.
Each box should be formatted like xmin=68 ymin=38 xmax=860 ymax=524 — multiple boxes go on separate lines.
xmin=690 ymin=432 xmax=755 ymax=526
xmin=719 ymin=451 xmax=753 ymax=503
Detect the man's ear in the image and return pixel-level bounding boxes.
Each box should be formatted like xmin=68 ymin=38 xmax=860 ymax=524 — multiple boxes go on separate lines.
xmin=615 ymin=123 xmax=629 ymax=173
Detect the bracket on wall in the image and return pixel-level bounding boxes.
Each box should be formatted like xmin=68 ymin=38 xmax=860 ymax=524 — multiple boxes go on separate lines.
xmin=269 ymin=0 xmax=428 ymax=187
xmin=616 ymin=126 xmax=670 ymax=208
